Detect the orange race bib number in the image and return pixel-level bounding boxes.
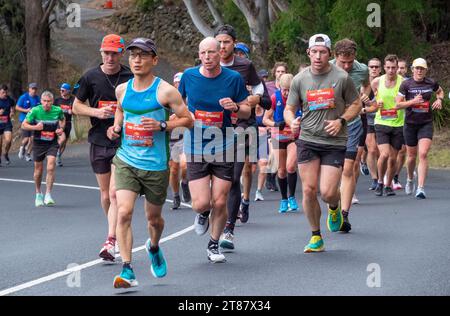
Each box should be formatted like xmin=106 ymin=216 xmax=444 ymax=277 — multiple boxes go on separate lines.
xmin=231 ymin=112 xmax=238 ymax=125
xmin=272 ymin=126 xmax=296 ymax=142
xmin=380 ymin=109 xmax=398 ymax=120
xmin=0 ymin=115 xmax=8 ymax=123
xmin=412 ymin=101 xmax=430 ymax=113
xmin=98 ymin=101 xmax=117 ymax=118
xmin=307 ymin=88 xmax=335 ymax=111
xmin=40 ymin=131 xmax=55 ymax=141
xmin=60 ymin=104 xmax=72 ymax=113
xmin=125 ymin=122 xmax=153 ymax=147
xmin=195 ymin=110 xmax=223 ymax=128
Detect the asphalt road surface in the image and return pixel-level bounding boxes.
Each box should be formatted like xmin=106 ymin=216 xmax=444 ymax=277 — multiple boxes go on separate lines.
xmin=0 ymin=143 xmax=449 ymax=296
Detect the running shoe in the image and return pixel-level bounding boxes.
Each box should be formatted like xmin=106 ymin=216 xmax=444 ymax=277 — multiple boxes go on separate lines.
xmin=360 ymin=161 xmax=370 ymax=176
xmin=56 ymin=155 xmax=63 ymax=167
xmin=375 ymin=183 xmax=384 ymax=196
xmin=340 ymin=216 xmax=352 ymax=233
xmin=145 ymin=239 xmax=167 ymax=278
xmin=99 ymin=238 xmax=116 ymax=262
xmin=25 ymin=153 xmax=32 ymax=162
xmin=35 ymin=193 xmax=44 ymax=207
xmin=405 ymin=179 xmax=415 ymax=195
xmin=113 ymin=266 xmax=138 ymax=289
xmin=219 ymin=231 xmax=234 ymax=250
xmin=278 ymin=199 xmax=288 ymax=213
xmin=172 ymin=195 xmax=181 ymax=210
xmin=327 ymin=204 xmax=343 ymax=232
xmin=239 ymin=199 xmax=249 ymax=223
xmin=415 ymin=187 xmax=426 ymax=200
xmin=18 ymin=146 xmax=25 ymax=160
xmin=207 ymin=243 xmax=226 ymax=263
xmin=369 ymin=179 xmax=378 ymax=191
xmin=254 ymin=190 xmax=264 ymax=201
xmin=303 ymin=235 xmax=324 ymax=253
xmin=44 ymin=193 xmax=55 ymax=206
xmin=393 ymin=179 xmax=402 ymax=190
xmin=4 ymin=154 xmax=10 ymax=165
xmin=351 ymin=195 xmax=360 ymax=205
xmin=194 ymin=212 xmax=210 ymax=235
xmin=181 ymin=181 xmax=191 ymax=203
xmin=288 ymin=196 xmax=299 ymax=212
xmin=384 ymin=186 xmax=396 ymax=196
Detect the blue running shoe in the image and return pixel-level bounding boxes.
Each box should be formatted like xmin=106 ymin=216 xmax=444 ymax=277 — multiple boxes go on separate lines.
xmin=113 ymin=266 xmax=138 ymax=288
xmin=288 ymin=196 xmax=299 ymax=212
xmin=145 ymin=239 xmax=167 ymax=278
xmin=278 ymin=199 xmax=288 ymax=213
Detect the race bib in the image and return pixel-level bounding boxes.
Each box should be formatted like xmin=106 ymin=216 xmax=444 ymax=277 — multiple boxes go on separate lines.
xmin=272 ymin=126 xmax=295 ymax=142
xmin=307 ymin=88 xmax=335 ymax=111
xmin=194 ymin=110 xmax=223 ymax=128
xmin=40 ymin=131 xmax=55 ymax=141
xmin=380 ymin=109 xmax=398 ymax=120
xmin=98 ymin=101 xmax=117 ymax=118
xmin=0 ymin=115 xmax=8 ymax=123
xmin=231 ymin=112 xmax=238 ymax=125
xmin=125 ymin=122 xmax=153 ymax=147
xmin=60 ymin=104 xmax=72 ymax=114
xmin=412 ymin=101 xmax=430 ymax=113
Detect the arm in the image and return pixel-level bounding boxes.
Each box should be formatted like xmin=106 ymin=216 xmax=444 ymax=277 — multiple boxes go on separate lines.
xmin=432 ymin=86 xmax=445 ymax=110
xmin=262 ymin=108 xmax=275 ymax=127
xmin=56 ymin=117 xmax=66 ymax=136
xmin=324 ymin=97 xmax=362 ymax=137
xmin=365 ymin=77 xmax=380 ymax=113
xmin=15 ymin=97 xmax=30 ymax=114
xmin=107 ymin=83 xmax=126 ymax=140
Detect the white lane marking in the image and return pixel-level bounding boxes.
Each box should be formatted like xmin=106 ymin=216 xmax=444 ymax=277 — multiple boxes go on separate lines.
xmin=0 ymin=178 xmax=194 ymax=295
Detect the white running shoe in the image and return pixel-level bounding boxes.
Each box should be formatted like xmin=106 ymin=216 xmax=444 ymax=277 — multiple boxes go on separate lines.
xmin=254 ymin=190 xmax=264 ymax=201
xmin=194 ymin=212 xmax=209 ymax=236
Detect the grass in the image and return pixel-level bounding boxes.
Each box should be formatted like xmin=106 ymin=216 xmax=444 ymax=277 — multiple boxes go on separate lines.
xmin=428 ymin=127 xmax=450 ymax=169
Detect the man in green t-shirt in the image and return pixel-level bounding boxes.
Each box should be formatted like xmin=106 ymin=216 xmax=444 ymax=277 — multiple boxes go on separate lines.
xmin=284 ymin=34 xmax=361 ymax=253
xmin=22 ymin=91 xmax=65 ymax=207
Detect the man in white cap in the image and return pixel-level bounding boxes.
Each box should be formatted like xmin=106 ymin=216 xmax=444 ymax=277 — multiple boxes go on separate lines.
xmin=395 ymin=58 xmax=445 ymax=199
xmin=284 ymin=33 xmax=361 ymax=253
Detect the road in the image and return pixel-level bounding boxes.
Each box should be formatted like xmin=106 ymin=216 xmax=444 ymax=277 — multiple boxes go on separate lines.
xmin=0 ymin=143 xmax=449 ymax=296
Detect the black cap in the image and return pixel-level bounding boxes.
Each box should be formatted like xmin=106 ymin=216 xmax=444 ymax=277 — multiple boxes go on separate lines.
xmin=126 ymin=37 xmax=157 ymax=56
xmin=214 ymin=24 xmax=236 ymax=40
xmin=258 ymin=69 xmax=269 ymax=78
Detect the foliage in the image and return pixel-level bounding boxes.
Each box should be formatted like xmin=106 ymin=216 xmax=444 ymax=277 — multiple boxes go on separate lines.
xmin=135 ymin=0 xmax=162 ymax=11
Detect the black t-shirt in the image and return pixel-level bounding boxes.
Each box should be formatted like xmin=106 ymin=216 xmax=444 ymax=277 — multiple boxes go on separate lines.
xmin=76 ymin=64 xmax=133 ymax=147
xmin=54 ymin=96 xmax=75 ymax=122
xmin=225 ymin=56 xmax=271 ymax=128
xmin=0 ymin=96 xmax=15 ymax=126
xmin=399 ymin=77 xmax=439 ymax=125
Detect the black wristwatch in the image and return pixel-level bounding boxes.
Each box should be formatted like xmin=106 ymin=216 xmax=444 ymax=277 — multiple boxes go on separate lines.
xmin=233 ymin=104 xmax=240 ymax=113
xmin=160 ymin=120 xmax=167 ymax=131
xmin=339 ymin=117 xmax=347 ymax=126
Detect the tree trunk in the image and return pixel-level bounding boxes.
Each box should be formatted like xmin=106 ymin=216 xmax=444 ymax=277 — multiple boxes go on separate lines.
xmin=205 ymin=0 xmax=223 ymax=27
xmin=182 ymin=0 xmax=214 ymax=37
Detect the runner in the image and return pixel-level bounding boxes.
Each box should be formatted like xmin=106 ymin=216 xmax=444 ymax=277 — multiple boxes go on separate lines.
xmin=21 ymin=91 xmax=65 ymax=207
xmin=54 ymin=83 xmax=75 ymax=167
xmin=169 ymin=72 xmax=191 ymax=209
xmin=364 ymin=58 xmax=382 ymax=190
xmin=253 ymin=103 xmax=269 ymax=201
xmin=179 ymin=37 xmax=250 ymax=262
xmin=366 ymin=54 xmax=404 ymax=197
xmin=16 ymin=83 xmax=40 ymax=161
xmin=108 ymin=38 xmax=193 ymax=288
xmin=263 ymin=73 xmax=300 ymax=213
xmin=72 ymin=34 xmax=133 ymax=262
xmin=284 ymin=34 xmax=361 ymax=252
xmin=266 ymin=62 xmax=288 ymax=97
xmin=214 ymin=24 xmax=271 ymax=252
xmin=331 ymin=38 xmax=370 ymax=231
xmin=0 ymin=85 xmax=15 ymax=166
xmin=395 ymin=58 xmax=445 ymax=199
xmin=234 ymin=42 xmax=250 ymax=59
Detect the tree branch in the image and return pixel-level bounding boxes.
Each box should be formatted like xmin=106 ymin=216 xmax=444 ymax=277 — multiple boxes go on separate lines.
xmin=205 ymin=0 xmax=223 ymax=26
xmin=272 ymin=0 xmax=289 ymax=12
xmin=232 ymin=0 xmax=254 ymax=20
xmin=182 ymin=0 xmax=214 ymax=37
xmin=41 ymin=0 xmax=58 ymax=26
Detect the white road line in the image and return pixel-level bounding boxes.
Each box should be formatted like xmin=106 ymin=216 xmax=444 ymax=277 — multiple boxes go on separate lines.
xmin=0 ymin=178 xmax=194 ymax=295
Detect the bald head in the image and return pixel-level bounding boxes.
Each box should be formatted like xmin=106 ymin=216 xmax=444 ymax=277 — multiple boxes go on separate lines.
xmin=198 ymin=37 xmax=221 ymax=72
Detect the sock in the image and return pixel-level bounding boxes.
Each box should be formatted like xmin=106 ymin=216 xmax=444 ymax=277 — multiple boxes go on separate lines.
xmin=174 ymin=192 xmax=180 ymax=198
xmin=312 ymin=230 xmax=321 ymax=237
xmin=225 ymin=222 xmax=235 ymax=233
xmin=342 ymin=210 xmax=349 ymax=218
xmin=208 ymin=237 xmax=218 ymax=248
xmin=108 ymin=236 xmax=116 ymax=243
xmin=329 ymin=204 xmax=338 ymax=211
xmin=123 ymin=262 xmax=132 ymax=270
xmin=201 ymin=210 xmax=210 ymax=217
xmin=149 ymin=244 xmax=159 ymax=254
xmin=278 ymin=176 xmax=288 ymax=200
xmin=242 ymin=198 xmax=249 ymax=205
xmin=394 ymin=175 xmax=399 ymax=182
xmin=287 ymin=172 xmax=297 ymax=197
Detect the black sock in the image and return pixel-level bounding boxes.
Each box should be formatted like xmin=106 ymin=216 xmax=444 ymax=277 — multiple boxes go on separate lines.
xmin=208 ymin=237 xmax=218 ymax=248
xmin=149 ymin=244 xmax=159 ymax=254
xmin=123 ymin=262 xmax=132 ymax=269
xmin=201 ymin=210 xmax=210 ymax=217
xmin=287 ymin=172 xmax=297 ymax=197
xmin=342 ymin=210 xmax=349 ymax=218
xmin=312 ymin=230 xmax=321 ymax=237
xmin=225 ymin=222 xmax=235 ymax=233
xmin=329 ymin=204 xmax=338 ymax=211
xmin=394 ymin=175 xmax=399 ymax=182
xmin=278 ymin=176 xmax=288 ymax=200
xmin=174 ymin=192 xmax=179 ymax=197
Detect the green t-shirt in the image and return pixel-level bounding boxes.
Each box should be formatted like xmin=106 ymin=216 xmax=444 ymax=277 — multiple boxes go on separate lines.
xmin=26 ymin=105 xmax=64 ymax=142
xmin=287 ymin=64 xmax=359 ymax=147
xmin=374 ymin=75 xmax=405 ymax=127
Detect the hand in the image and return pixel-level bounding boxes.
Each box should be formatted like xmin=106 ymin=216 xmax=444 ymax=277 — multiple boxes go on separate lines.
xmin=291 ymin=117 xmax=301 ymax=134
xmin=68 ymin=109 xmax=72 ymax=115
xmin=96 ymin=106 xmax=115 ymax=119
xmin=247 ymin=95 xmax=260 ymax=108
xmin=432 ymin=98 xmax=443 ymax=110
xmin=55 ymin=128 xmax=64 ymax=136
xmin=219 ymin=98 xmax=238 ymax=112
xmin=141 ymin=117 xmax=161 ymax=132
xmin=35 ymin=122 xmax=44 ymax=131
xmin=324 ymin=119 xmax=342 ymax=137
xmin=169 ymin=113 xmax=177 ymax=121
xmin=0 ymin=108 xmax=4 ymax=115
xmin=411 ymin=94 xmax=424 ymax=105
xmin=107 ymin=125 xmax=121 ymax=140
xmin=360 ymin=94 xmax=370 ymax=105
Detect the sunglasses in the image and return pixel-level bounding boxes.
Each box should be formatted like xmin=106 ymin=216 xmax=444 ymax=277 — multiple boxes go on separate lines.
xmin=369 ymin=65 xmax=380 ymax=69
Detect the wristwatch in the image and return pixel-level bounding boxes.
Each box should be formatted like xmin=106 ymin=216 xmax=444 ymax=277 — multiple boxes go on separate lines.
xmin=339 ymin=117 xmax=347 ymax=126
xmin=160 ymin=120 xmax=167 ymax=131
xmin=233 ymin=104 xmax=240 ymax=113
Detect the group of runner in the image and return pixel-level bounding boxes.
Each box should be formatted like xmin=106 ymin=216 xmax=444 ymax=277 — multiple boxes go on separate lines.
xmin=0 ymin=25 xmax=445 ymax=289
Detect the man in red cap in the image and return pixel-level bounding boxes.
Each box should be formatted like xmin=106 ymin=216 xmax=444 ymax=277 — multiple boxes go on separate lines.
xmin=73 ymin=34 xmax=133 ymax=262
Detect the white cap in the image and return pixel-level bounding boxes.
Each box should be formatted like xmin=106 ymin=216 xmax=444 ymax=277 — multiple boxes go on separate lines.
xmin=412 ymin=58 xmax=428 ymax=69
xmin=308 ymin=34 xmax=331 ymax=49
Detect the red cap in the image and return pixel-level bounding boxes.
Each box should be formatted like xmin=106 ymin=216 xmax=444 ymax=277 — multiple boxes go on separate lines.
xmin=100 ymin=34 xmax=125 ymax=53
